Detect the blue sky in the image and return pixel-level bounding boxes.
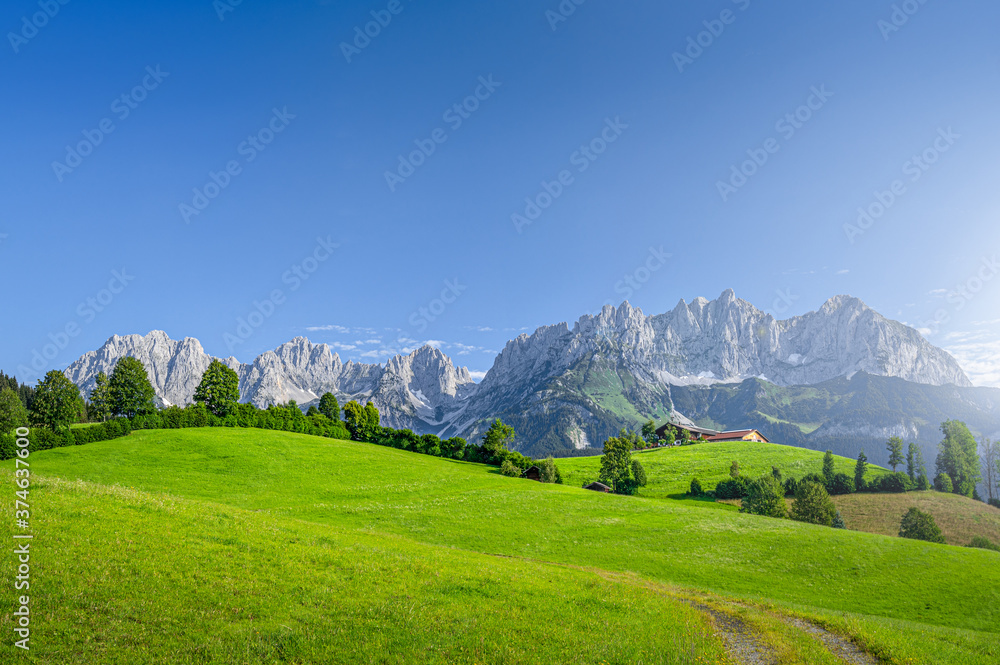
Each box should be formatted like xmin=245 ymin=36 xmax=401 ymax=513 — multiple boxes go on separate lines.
xmin=2 ymin=0 xmax=999 ymax=386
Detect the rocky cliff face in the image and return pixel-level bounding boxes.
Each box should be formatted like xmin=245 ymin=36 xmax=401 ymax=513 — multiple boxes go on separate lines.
xmin=63 ymin=291 xmax=975 ymax=453
xmin=64 ymin=333 xmax=477 ymax=432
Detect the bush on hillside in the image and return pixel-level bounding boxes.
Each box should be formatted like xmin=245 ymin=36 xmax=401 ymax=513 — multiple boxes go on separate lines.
xmin=916 ymin=474 xmax=931 ymax=491
xmin=500 ymin=460 xmax=521 ymax=477
xmin=832 ymin=511 xmax=846 ymax=529
xmin=934 ymin=473 xmax=953 ymax=493
xmin=783 ymin=477 xmax=798 ymax=497
xmin=826 ymin=473 xmax=855 ymax=496
xmin=790 ymin=481 xmax=836 ymax=526
xmin=899 ymin=507 xmax=945 ymax=544
xmin=968 ymin=536 xmax=1000 ymax=552
xmin=689 ymin=477 xmax=704 ymax=497
xmin=740 ymin=475 xmax=787 ymax=519
xmin=800 ymin=472 xmax=827 ymax=487
xmin=714 ymin=476 xmax=749 ymax=500
xmin=870 ymin=472 xmax=911 ymax=494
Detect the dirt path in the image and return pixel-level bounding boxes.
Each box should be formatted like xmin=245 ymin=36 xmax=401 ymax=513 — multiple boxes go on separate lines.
xmin=782 ymin=616 xmax=879 ymax=665
xmin=683 ymin=600 xmax=776 ymax=665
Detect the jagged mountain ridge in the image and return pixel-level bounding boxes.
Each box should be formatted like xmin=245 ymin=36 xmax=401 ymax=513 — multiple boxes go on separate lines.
xmin=63 ymin=292 xmax=979 ymax=452
xmin=64 ymin=331 xmax=474 ymax=431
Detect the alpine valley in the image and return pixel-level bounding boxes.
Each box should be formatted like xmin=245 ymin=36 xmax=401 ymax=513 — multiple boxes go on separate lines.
xmin=63 ymin=290 xmax=1000 ymax=467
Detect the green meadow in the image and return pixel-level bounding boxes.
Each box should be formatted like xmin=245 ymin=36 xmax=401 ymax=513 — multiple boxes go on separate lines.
xmin=558 ymin=440 xmax=889 ymax=499
xmin=3 ymin=429 xmax=998 ymax=664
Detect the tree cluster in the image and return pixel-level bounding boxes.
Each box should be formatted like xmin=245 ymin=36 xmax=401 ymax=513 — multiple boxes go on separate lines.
xmin=596 ymin=431 xmax=648 ymax=495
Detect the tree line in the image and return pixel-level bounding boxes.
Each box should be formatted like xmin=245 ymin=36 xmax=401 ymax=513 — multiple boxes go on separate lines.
xmin=0 ymin=359 xmax=546 ymax=475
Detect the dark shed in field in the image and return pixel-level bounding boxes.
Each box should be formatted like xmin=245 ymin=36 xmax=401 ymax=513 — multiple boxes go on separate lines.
xmin=584 ymin=481 xmax=612 ymax=493
xmin=522 ymin=466 xmax=542 ymax=481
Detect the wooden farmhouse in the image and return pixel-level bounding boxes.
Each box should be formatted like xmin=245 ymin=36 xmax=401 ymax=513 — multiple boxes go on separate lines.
xmin=706 ymin=429 xmax=770 ymax=443
xmin=584 ymin=481 xmax=612 ymax=493
xmin=654 ymin=412 xmax=770 ymax=444
xmin=522 ymin=466 xmax=542 ymax=482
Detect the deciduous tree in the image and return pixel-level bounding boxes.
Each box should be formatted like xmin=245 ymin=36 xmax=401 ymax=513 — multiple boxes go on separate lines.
xmin=741 ymin=475 xmax=787 ymax=519
xmin=886 ymin=436 xmax=904 ymax=472
xmin=89 ymin=371 xmax=111 ymax=422
xmin=790 ymin=480 xmax=837 ymax=526
xmin=318 ymin=392 xmax=340 ymax=421
xmin=979 ymin=437 xmax=998 ymax=503
xmin=481 ymin=418 xmax=516 ymax=465
xmin=0 ymin=387 xmax=28 ymax=434
xmin=599 ymin=435 xmax=646 ymax=495
xmin=936 ymin=420 xmax=981 ymax=497
xmin=899 ymin=507 xmax=945 ymax=544
xmin=108 ymin=357 xmax=156 ymax=419
xmin=193 ymin=359 xmax=240 ymax=417
xmin=31 ymin=370 xmax=84 ymax=432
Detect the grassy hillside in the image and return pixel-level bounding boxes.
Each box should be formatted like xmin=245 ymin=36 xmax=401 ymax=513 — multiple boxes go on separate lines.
xmin=557 ymin=440 xmax=889 ymax=498
xmin=833 ymin=490 xmax=1000 ymax=547
xmin=4 ymin=428 xmax=999 ymax=663
xmin=0 ymin=474 xmax=727 ymax=664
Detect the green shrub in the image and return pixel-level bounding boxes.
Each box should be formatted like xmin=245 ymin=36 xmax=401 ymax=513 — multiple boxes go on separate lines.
xmin=899 ymin=507 xmax=945 ymax=544
xmin=689 ymin=478 xmax=704 ymax=497
xmin=832 ymin=511 xmax=846 ymax=529
xmin=0 ymin=433 xmax=15 ymax=460
xmin=933 ymin=473 xmax=953 ymax=493
xmin=714 ymin=476 xmax=748 ymax=500
xmin=740 ymin=475 xmax=787 ymax=519
xmin=826 ymin=473 xmax=855 ymax=495
xmin=968 ymin=536 xmax=1000 ymax=552
xmin=790 ymin=481 xmax=837 ymax=526
xmin=872 ymin=472 xmax=911 ymax=494
xmin=500 ymin=460 xmax=521 ymax=477
xmin=783 ymin=477 xmax=798 ymax=497
xmin=916 ymin=473 xmax=931 ymax=491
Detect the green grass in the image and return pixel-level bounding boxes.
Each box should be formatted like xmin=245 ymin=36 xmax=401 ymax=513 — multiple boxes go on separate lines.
xmin=832 ymin=490 xmax=1000 ymax=547
xmin=3 ymin=428 xmax=998 ymax=663
xmin=559 ymin=440 xmax=888 ymax=498
xmin=0 ymin=475 xmax=724 ymax=664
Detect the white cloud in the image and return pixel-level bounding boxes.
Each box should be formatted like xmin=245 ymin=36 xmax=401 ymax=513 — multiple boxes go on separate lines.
xmin=468 ymin=370 xmax=488 ymax=381
xmin=330 ymin=342 xmax=357 ymax=351
xmin=307 ymin=324 xmax=350 ymax=333
xmin=927 ymin=289 xmax=948 ymax=297
xmin=836 ymin=269 xmax=849 ymax=275
xmin=944 ymin=329 xmax=1000 ymax=388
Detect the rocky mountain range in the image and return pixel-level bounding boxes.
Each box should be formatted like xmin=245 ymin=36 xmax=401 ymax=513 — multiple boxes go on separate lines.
xmin=63 ymin=291 xmax=997 ymax=460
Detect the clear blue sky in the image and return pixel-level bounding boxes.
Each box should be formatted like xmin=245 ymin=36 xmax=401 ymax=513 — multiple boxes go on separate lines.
xmin=3 ymin=0 xmax=999 ymax=385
